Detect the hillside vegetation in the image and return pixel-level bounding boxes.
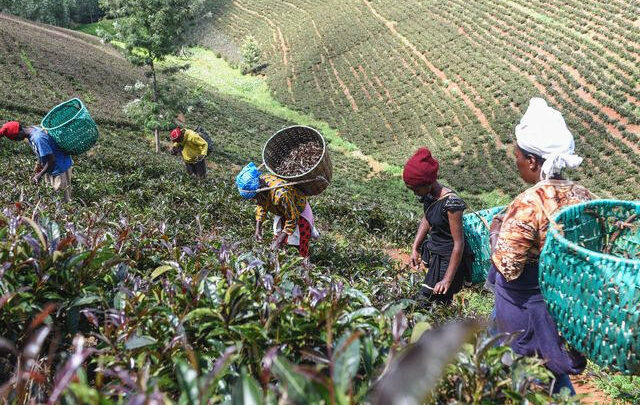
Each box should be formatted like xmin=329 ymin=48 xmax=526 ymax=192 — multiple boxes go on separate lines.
xmin=0 ymin=13 xmax=142 ymax=124
xmin=1 ymin=8 xmax=638 ymax=404
xmin=200 ymin=0 xmax=640 ymax=199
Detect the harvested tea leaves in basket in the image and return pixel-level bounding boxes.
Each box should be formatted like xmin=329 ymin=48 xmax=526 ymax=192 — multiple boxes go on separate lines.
xmin=274 ymin=141 xmax=323 ymax=176
xmin=578 ymin=212 xmax=640 ymax=259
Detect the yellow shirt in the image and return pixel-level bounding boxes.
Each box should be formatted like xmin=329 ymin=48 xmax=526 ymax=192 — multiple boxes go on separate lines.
xmin=173 ymin=129 xmax=208 ymax=163
xmin=255 ymin=174 xmax=307 ymax=234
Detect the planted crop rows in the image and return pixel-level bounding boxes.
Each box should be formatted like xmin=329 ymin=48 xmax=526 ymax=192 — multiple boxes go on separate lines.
xmin=203 ymin=0 xmax=640 ymax=198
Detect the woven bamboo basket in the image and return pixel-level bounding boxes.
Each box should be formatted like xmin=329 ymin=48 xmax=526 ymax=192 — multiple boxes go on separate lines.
xmin=262 ymin=125 xmax=332 ymax=196
xmin=540 ymin=200 xmax=640 ymax=374
xmin=462 ymin=206 xmax=506 ymax=283
xmin=41 ymin=98 xmax=98 ymax=155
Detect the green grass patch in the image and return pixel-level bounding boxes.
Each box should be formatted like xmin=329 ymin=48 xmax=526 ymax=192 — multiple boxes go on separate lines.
xmin=591 ymin=368 xmax=640 ymax=403
xmin=162 ymin=47 xmax=401 ymax=174
xmin=19 ymin=50 xmax=36 ymax=75
xmin=74 ymin=19 xmax=115 ymax=36
xmin=460 ymin=188 xmax=511 ymax=211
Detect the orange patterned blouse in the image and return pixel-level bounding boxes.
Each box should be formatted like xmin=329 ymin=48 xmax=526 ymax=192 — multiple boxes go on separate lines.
xmin=492 ymin=179 xmax=596 ymax=281
xmin=255 ymin=174 xmax=307 ymax=235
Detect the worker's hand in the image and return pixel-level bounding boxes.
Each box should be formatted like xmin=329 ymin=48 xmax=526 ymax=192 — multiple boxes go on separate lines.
xmin=489 ymin=214 xmax=505 ymax=254
xmin=271 ymin=232 xmax=288 ymax=251
xmin=254 ymin=228 xmax=263 ymax=242
xmin=410 ymin=249 xmax=422 ymax=269
xmin=489 ymin=214 xmax=505 ymax=234
xmin=433 ymin=278 xmax=452 ymax=295
xmin=31 ymin=174 xmax=41 ymax=184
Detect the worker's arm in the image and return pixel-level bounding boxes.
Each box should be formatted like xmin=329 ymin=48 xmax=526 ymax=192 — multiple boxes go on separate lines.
xmin=32 ymin=154 xmax=55 ymax=184
xmin=255 ymin=204 xmax=266 ymax=242
xmin=170 ymin=142 xmax=182 ymax=155
xmin=410 ymin=215 xmax=430 ymax=268
xmin=281 ymin=194 xmax=301 ymax=235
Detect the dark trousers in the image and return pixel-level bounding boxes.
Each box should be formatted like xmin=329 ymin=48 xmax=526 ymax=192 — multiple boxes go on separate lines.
xmin=185 ymin=159 xmax=206 ymax=178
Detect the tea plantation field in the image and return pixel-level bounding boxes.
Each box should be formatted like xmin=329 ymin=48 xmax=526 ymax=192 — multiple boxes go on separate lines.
xmin=0 ymin=9 xmax=638 ymax=404
xmin=201 ymin=0 xmax=640 ymax=199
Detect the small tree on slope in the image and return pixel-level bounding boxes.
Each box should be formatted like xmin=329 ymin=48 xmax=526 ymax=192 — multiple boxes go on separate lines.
xmin=99 ymin=0 xmax=203 ymax=152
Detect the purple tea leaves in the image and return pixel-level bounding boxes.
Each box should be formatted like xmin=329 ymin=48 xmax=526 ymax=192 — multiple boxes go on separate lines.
xmin=23 ymin=234 xmax=42 ymax=257
xmin=309 ymin=287 xmax=328 ymax=308
xmin=48 ymin=335 xmax=96 ymax=404
xmin=80 ymin=309 xmax=100 ymax=328
xmin=262 ymin=274 xmax=274 ymax=291
xmin=22 ymin=326 xmax=51 ymax=366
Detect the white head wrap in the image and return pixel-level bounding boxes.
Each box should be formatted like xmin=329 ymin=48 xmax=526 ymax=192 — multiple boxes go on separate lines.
xmin=515 ymin=97 xmax=583 ymax=180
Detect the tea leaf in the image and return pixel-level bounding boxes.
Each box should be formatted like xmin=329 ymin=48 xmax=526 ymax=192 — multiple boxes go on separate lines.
xmin=125 ymin=334 xmax=157 ymax=350
xmin=231 ymin=368 xmax=263 ymax=405
xmin=332 ymin=331 xmax=362 ymax=394
xmin=150 ymin=265 xmax=174 ymax=280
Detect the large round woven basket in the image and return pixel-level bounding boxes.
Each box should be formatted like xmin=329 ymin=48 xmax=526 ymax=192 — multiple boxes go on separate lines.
xmin=463 ymin=206 xmax=506 ymax=283
xmin=41 ymin=98 xmax=98 ymax=155
xmin=540 ymin=200 xmax=640 ymax=374
xmin=262 ymin=125 xmax=332 ymax=196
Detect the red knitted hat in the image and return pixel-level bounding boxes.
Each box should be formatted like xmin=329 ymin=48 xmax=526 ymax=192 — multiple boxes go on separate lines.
xmin=0 ymin=121 xmax=20 ymax=140
xmin=170 ymin=127 xmax=182 ymax=141
xmin=403 ymin=147 xmax=439 ymax=187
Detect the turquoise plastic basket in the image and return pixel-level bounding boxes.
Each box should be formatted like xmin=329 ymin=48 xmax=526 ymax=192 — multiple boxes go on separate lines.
xmin=540 ymin=200 xmax=640 ymax=374
xmin=463 ymin=206 xmax=506 ymax=283
xmin=41 ymin=98 xmax=98 ymax=155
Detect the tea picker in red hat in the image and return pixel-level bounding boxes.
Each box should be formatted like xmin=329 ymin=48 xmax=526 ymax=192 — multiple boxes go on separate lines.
xmin=403 ymin=147 xmax=472 ymax=304
xmin=1 ymin=121 xmax=73 ymax=202
xmin=170 ymin=126 xmax=209 ymax=179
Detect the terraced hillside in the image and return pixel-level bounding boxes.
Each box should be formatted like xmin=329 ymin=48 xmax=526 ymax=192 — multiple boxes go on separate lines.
xmin=0 ymin=9 xmax=637 ymax=403
xmin=201 ymin=0 xmax=640 ymax=198
xmin=0 ymin=13 xmax=143 ymax=124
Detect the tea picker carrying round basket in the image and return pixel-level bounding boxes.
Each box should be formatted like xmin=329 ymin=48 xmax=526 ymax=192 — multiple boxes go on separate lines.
xmin=261 ymin=125 xmax=332 ymax=196
xmin=41 ymin=98 xmax=98 ymax=155
xmin=540 ymin=200 xmax=640 ymax=374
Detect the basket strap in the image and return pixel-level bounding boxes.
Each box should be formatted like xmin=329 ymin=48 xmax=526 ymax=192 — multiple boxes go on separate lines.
xmin=240 ymin=176 xmax=327 ymax=194
xmin=471 ymin=206 xmax=507 ymax=231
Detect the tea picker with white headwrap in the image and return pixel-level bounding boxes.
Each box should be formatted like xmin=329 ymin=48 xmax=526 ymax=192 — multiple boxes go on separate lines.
xmin=487 ymin=97 xmax=597 ymax=396
xmin=514 ymin=97 xmax=583 ymax=181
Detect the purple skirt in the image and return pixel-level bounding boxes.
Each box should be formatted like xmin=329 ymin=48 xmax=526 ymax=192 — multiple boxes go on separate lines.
xmin=492 ymin=263 xmax=586 ymax=375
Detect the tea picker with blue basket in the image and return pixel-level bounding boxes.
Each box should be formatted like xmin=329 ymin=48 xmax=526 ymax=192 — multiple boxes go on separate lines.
xmin=236 ymin=162 xmax=318 ymax=267
xmin=0 ymin=120 xmax=73 ymax=202
xmin=235 ymin=126 xmax=330 ymax=268
xmin=403 ymin=147 xmax=473 ymax=305
xmin=491 ymin=98 xmax=597 ymax=395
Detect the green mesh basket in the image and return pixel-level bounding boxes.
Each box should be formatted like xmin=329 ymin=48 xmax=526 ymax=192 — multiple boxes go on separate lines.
xmin=41 ymin=98 xmax=98 ymax=155
xmin=463 ymin=206 xmax=506 ymax=283
xmin=540 ymin=200 xmax=640 ymax=374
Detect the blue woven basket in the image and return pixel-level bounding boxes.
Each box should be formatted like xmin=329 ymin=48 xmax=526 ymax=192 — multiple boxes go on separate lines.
xmin=41 ymin=98 xmax=98 ymax=155
xmin=463 ymin=206 xmax=506 ymax=283
xmin=540 ymin=199 xmax=640 ymax=374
